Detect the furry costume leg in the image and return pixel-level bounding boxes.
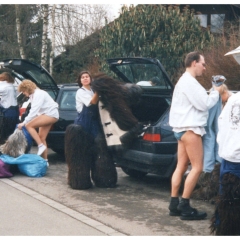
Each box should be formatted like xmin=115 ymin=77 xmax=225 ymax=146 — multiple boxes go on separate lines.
xmin=91 ymin=133 xmax=117 ymax=188
xmin=191 ymin=163 xmax=221 ymax=203
xmin=65 ymin=124 xmax=94 ymax=190
xmin=210 ymin=173 xmax=240 ymax=235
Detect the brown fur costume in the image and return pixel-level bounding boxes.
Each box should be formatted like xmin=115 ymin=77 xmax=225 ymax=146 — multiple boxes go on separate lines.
xmin=92 ymin=73 xmax=143 ymax=147
xmin=191 ymin=163 xmax=221 ymax=204
xmin=65 ymin=74 xmax=143 ymax=189
xmin=65 ymin=124 xmax=94 ymax=190
xmin=91 ymin=133 xmax=117 ymax=188
xmin=91 ymin=73 xmax=142 ymax=131
xmin=210 ymin=173 xmax=240 ymax=235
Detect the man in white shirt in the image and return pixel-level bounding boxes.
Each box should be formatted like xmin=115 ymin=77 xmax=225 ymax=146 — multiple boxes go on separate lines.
xmin=168 ymin=51 xmax=220 ymax=220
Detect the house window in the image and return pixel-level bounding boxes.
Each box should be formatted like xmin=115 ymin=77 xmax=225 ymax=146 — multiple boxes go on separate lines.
xmin=195 ymin=13 xmax=225 ymax=33
xmin=211 ymin=14 xmax=225 ymax=33
xmin=195 ymin=14 xmax=207 ymax=28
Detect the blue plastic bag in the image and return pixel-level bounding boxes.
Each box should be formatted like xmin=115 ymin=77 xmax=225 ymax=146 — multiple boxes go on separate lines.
xmin=0 ymin=154 xmax=47 ymax=177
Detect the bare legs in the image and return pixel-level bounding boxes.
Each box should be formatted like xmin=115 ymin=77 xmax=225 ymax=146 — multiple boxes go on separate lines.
xmin=25 ymin=115 xmax=57 ymax=159
xmin=171 ymin=130 xmax=203 ymax=198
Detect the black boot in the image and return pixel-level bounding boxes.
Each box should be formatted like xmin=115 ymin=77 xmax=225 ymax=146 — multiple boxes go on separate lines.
xmin=177 ymin=198 xmax=207 ymax=220
xmin=168 ymin=197 xmax=181 ymax=216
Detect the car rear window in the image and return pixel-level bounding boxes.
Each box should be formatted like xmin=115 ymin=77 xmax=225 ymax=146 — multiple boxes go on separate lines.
xmin=59 ymin=90 xmax=76 ymax=110
xmin=115 ymin=63 xmax=171 ymax=89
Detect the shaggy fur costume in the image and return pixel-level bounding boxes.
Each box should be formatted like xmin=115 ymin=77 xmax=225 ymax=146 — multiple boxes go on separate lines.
xmin=210 ymin=173 xmax=240 ymax=235
xmin=92 ymin=73 xmax=143 ymax=148
xmin=65 ymin=74 xmax=143 ymax=189
xmin=91 ymin=133 xmax=117 ymax=188
xmin=0 ymin=129 xmax=28 ymax=158
xmin=191 ymin=163 xmax=221 ymax=204
xmin=91 ymin=73 xmax=142 ymax=131
xmin=65 ymin=124 xmax=94 ymax=190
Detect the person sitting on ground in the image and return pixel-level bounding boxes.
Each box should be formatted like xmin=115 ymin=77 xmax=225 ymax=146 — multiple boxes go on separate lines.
xmin=17 ymin=80 xmax=59 ymax=161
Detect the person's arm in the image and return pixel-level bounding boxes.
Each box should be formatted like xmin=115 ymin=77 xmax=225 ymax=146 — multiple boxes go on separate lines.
xmin=185 ymin=81 xmax=219 ymax=112
xmin=90 ymin=92 xmax=99 ymax=105
xmin=23 ymin=91 xmax=44 ymax=124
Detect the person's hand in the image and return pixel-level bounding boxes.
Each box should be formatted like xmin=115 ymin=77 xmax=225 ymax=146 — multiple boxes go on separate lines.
xmin=212 ymin=84 xmax=223 ymax=94
xmin=18 ymin=123 xmax=25 ymax=130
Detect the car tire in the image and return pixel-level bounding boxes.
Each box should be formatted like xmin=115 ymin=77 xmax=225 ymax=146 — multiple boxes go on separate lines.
xmin=121 ymin=167 xmax=147 ymax=178
xmin=51 ymin=148 xmax=65 ymax=155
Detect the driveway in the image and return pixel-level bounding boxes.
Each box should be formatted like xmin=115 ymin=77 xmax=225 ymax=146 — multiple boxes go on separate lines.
xmin=2 ymin=147 xmax=215 ymax=236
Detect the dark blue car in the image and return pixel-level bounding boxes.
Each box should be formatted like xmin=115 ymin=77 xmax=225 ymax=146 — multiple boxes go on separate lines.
xmin=0 ymin=57 xmax=178 ymax=179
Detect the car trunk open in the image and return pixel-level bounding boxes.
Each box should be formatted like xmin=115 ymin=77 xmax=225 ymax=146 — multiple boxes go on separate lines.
xmin=107 ymin=57 xmax=173 ymax=125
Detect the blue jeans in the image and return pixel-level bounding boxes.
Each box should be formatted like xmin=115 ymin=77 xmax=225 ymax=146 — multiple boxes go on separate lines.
xmin=219 ymin=158 xmax=240 ymax=194
xmin=202 ymin=97 xmax=223 ymax=173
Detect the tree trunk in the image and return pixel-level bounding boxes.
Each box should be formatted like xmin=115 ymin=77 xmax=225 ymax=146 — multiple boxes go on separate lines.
xmin=15 ymin=5 xmax=26 ymax=59
xmin=50 ymin=4 xmax=56 ymax=75
xmin=41 ymin=4 xmax=49 ymax=68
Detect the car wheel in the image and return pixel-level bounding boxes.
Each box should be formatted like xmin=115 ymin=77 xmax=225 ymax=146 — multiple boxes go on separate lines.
xmin=121 ymin=167 xmax=147 ymax=178
xmin=51 ymin=148 xmax=65 ymax=155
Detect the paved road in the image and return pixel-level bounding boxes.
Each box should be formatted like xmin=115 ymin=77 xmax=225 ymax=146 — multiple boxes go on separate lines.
xmin=0 ymin=147 xmax=216 ymax=236
xmin=0 ymin=180 xmax=108 ymax=236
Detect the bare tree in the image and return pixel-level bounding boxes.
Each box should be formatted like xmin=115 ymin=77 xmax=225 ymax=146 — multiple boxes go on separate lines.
xmin=15 ymin=5 xmax=26 ymax=59
xmin=41 ymin=4 xmax=48 ymax=68
xmin=49 ymin=4 xmax=56 ymax=75
xmin=52 ymin=4 xmax=111 ymax=54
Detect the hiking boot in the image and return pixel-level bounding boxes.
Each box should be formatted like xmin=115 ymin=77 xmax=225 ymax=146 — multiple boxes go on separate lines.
xmin=180 ymin=207 xmax=207 ymax=220
xmin=168 ymin=197 xmax=181 ymax=216
xmin=177 ymin=198 xmax=207 ymax=220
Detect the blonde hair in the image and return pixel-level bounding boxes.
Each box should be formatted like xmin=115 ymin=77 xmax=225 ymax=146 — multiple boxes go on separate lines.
xmin=221 ymin=84 xmax=229 ymax=93
xmin=18 ymin=79 xmax=37 ymax=94
xmin=0 ymin=72 xmax=14 ymax=83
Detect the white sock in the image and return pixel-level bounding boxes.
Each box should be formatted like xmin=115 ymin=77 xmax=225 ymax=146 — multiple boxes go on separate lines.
xmin=37 ymin=144 xmax=46 ymax=156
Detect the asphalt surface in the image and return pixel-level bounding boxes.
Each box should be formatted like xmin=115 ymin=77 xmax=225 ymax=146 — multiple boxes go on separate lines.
xmin=0 ymin=180 xmax=107 ymax=236
xmin=0 ymin=147 xmax=216 ymax=236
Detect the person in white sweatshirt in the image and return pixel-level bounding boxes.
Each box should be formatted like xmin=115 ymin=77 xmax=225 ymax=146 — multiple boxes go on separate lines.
xmin=17 ymin=80 xmax=59 ymax=161
xmin=168 ymin=51 xmax=220 ymax=220
xmin=0 ymin=72 xmax=19 ymax=144
xmin=217 ymin=91 xmax=240 ymax=181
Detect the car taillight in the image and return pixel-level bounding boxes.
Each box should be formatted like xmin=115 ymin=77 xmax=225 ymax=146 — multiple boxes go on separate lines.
xmin=19 ymin=108 xmax=26 ymax=117
xmin=143 ymin=133 xmax=161 ymax=142
xmin=142 ymin=126 xmax=161 ymax=142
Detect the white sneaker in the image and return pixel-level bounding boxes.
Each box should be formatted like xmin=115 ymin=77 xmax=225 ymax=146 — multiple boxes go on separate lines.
xmin=37 ymin=144 xmax=47 ymax=155
xmin=45 ymin=159 xmax=49 ymax=167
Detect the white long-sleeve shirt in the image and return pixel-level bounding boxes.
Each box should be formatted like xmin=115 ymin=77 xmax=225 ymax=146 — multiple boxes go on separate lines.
xmin=217 ymin=92 xmax=240 ymax=163
xmin=169 ymin=72 xmax=219 ymax=134
xmin=0 ymin=81 xmax=17 ymax=108
xmin=23 ymin=88 xmax=59 ymax=124
xmin=75 ymin=87 xmax=94 ymax=113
